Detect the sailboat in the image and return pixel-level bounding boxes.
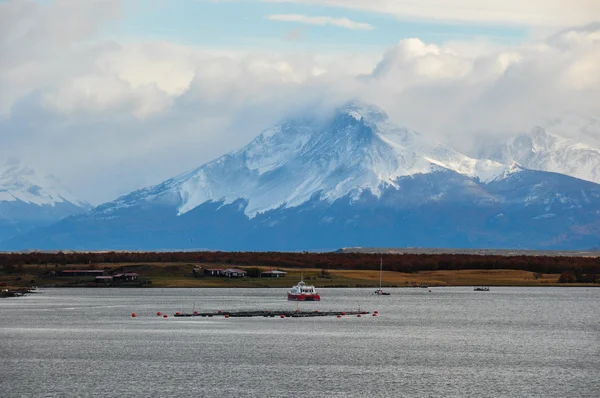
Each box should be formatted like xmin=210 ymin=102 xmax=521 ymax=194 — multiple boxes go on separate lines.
xmin=373 ymin=257 xmax=390 ymax=295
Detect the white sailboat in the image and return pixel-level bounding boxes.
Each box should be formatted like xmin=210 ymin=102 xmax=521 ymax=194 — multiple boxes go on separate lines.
xmin=373 ymin=257 xmax=390 ymax=295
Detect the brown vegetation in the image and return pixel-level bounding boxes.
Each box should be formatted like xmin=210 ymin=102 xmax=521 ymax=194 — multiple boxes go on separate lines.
xmin=1 ymin=251 xmax=599 ymax=274
xmin=1 ymin=251 xmax=598 ymax=287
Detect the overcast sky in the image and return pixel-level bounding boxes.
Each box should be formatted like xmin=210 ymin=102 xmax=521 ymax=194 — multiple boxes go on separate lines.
xmin=1 ymin=0 xmax=600 ymax=204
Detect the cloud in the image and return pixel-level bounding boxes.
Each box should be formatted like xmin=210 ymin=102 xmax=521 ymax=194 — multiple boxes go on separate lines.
xmin=357 ymin=24 xmax=600 ymax=150
xmin=1 ymin=1 xmax=599 ymax=205
xmin=0 ymin=2 xmax=370 ymax=202
xmin=266 ymin=0 xmax=600 ymax=27
xmin=0 ymin=0 xmax=121 ymax=116
xmin=267 ymin=14 xmax=373 ymax=30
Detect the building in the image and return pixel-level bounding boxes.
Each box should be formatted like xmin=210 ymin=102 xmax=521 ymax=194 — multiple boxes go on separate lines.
xmin=222 ymin=268 xmax=247 ymax=278
xmin=204 ymin=268 xmax=223 ymax=276
xmin=261 ymin=270 xmax=287 ymax=278
xmin=112 ymin=273 xmax=139 ymax=281
xmin=202 ymin=268 xmax=247 ymax=277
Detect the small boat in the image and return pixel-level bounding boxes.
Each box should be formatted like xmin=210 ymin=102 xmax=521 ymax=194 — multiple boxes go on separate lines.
xmin=288 ymin=277 xmax=320 ymax=301
xmin=373 ymin=257 xmax=391 ymax=295
xmin=474 ymin=287 xmax=490 ymax=291
xmin=373 ymin=288 xmax=390 ymax=296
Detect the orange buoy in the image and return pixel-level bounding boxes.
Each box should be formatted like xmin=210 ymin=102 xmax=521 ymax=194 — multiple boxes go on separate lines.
xmin=175 ymin=312 xmax=181 ymax=316
xmin=315 ymin=310 xmax=319 ymax=313
xmin=157 ymin=311 xmax=161 ymax=316
xmin=341 ymin=312 xmax=346 ymax=315
xmin=337 ymin=315 xmax=341 ymax=318
xmin=374 ymin=310 xmax=379 ymax=314
xmin=280 ymin=315 xmax=285 ymax=318
xmin=225 ymin=314 xmax=230 ymax=319
xmin=163 ymin=314 xmax=168 ymax=318
xmin=372 ymin=313 xmax=377 ymax=317
xmin=131 ymin=313 xmax=136 ymax=318
xmin=362 ymin=311 xmax=367 ymax=314
xmin=357 ymin=314 xmax=361 ymax=317
xmin=193 ymin=311 xmax=198 ymax=315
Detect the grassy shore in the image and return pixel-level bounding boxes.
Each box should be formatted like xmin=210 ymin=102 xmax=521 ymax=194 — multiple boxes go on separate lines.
xmin=1 ymin=262 xmax=599 ymax=289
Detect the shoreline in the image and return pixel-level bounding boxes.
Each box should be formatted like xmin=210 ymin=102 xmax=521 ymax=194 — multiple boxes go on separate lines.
xmin=31 ymin=284 xmax=599 ymax=289
xmin=2 ymin=265 xmax=599 ymax=289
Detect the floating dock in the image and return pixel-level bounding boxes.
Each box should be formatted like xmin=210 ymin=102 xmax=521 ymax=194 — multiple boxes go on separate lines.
xmin=172 ymin=310 xmax=374 ymax=318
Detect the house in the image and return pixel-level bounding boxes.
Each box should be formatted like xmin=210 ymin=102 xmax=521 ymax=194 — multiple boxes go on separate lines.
xmin=222 ymin=268 xmax=247 ymax=278
xmin=112 ymin=273 xmax=139 ymax=281
xmin=202 ymin=268 xmax=247 ymax=277
xmin=59 ymin=270 xmax=107 ymax=277
xmin=204 ymin=268 xmax=223 ymax=276
xmin=261 ymin=270 xmax=287 ymax=278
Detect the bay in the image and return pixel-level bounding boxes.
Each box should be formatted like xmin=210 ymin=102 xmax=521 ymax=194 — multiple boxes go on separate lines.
xmin=1 ymin=287 xmax=598 ymax=397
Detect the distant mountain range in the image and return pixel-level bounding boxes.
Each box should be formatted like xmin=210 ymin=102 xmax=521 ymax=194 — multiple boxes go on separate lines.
xmin=475 ymin=116 xmax=600 ymax=185
xmin=0 ymin=160 xmax=91 ymax=242
xmin=3 ymin=102 xmax=600 ymax=251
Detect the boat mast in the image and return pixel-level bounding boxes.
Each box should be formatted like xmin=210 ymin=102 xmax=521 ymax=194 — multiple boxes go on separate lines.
xmin=379 ymin=257 xmax=382 ymax=289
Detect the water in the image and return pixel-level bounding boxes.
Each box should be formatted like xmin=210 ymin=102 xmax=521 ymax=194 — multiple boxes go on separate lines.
xmin=1 ymin=287 xmax=598 ymax=397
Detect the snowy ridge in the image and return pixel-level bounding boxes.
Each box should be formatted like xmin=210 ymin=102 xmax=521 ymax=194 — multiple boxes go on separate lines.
xmin=0 ymin=160 xmax=89 ymax=207
xmin=544 ymin=113 xmax=600 ymax=148
xmin=477 ymin=123 xmax=600 ymax=185
xmin=122 ymin=102 xmax=520 ymax=218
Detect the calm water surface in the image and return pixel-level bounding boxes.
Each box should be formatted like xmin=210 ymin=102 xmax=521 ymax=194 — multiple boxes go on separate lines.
xmin=1 ymin=287 xmax=598 ymax=397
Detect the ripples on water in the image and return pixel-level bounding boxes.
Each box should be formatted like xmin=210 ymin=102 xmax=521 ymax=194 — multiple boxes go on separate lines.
xmin=1 ymin=287 xmax=598 ymax=397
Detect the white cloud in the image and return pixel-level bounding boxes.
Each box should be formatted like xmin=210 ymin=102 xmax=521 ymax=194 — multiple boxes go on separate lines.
xmin=1 ymin=1 xmax=600 ymax=205
xmin=267 ymin=14 xmax=373 ymax=30
xmin=0 ymin=0 xmax=122 ymax=117
xmin=358 ymin=24 xmax=600 ymax=149
xmin=267 ymin=0 xmax=600 ymax=27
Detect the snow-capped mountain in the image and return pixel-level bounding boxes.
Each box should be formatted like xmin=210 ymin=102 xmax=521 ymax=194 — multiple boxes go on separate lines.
xmin=0 ymin=160 xmax=89 ymax=207
xmin=0 ymin=160 xmax=91 ymax=242
xmin=106 ymin=102 xmax=516 ymax=218
xmin=475 ymin=116 xmax=600 ymax=185
xmin=3 ymin=103 xmax=600 ymax=251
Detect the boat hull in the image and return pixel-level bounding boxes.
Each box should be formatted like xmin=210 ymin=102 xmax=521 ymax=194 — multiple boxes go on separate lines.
xmin=288 ymin=293 xmax=321 ymax=301
xmin=373 ymin=289 xmax=390 ymax=296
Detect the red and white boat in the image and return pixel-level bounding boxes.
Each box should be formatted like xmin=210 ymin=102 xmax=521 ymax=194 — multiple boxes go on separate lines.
xmin=287 ymin=278 xmax=320 ymax=301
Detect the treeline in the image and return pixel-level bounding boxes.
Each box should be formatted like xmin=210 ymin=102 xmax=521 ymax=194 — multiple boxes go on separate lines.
xmin=1 ymin=251 xmax=599 ymax=275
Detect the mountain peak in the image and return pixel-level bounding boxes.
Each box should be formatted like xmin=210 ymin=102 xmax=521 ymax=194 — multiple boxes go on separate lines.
xmin=477 ymin=121 xmax=600 ymax=185
xmin=338 ymin=101 xmax=389 ymax=124
xmin=0 ymin=160 xmax=90 ymax=208
xmin=0 ymin=159 xmax=92 ymax=243
xmin=106 ymin=101 xmax=516 ymax=219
